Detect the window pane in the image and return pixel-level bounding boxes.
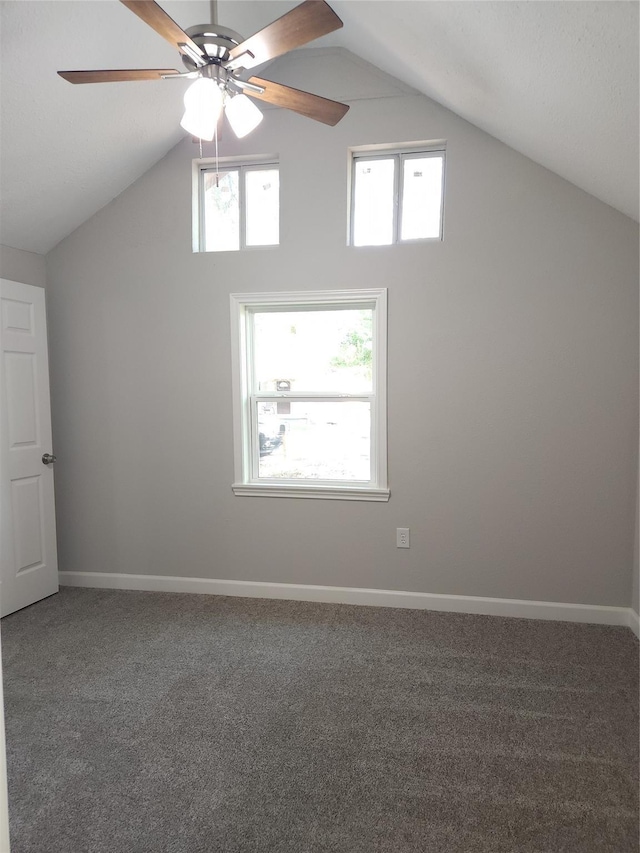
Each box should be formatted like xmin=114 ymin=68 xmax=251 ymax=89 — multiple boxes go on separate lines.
xmin=253 ymin=308 xmax=373 ymax=393
xmin=400 ymin=156 xmax=443 ymax=240
xmin=353 ymin=158 xmax=395 ymax=246
xmin=203 ymin=170 xmax=240 ymax=251
xmin=245 ymin=169 xmax=279 ymax=246
xmin=257 ymin=401 xmax=371 ymax=482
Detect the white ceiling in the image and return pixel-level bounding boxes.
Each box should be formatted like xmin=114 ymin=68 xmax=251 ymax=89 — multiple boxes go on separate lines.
xmin=1 ymin=0 xmax=637 ymax=255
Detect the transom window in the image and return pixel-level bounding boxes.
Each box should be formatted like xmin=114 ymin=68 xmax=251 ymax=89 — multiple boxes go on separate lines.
xmin=230 ymin=289 xmax=389 ymax=501
xmin=195 ymin=158 xmax=279 ymax=252
xmin=350 ymin=146 xmax=445 ymax=246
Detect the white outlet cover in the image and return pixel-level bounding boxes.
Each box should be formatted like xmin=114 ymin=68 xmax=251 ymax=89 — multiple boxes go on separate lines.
xmin=396 ymin=528 xmax=410 ymax=548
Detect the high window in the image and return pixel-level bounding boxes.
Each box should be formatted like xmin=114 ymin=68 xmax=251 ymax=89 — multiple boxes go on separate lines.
xmin=350 ymin=146 xmax=445 ymax=246
xmin=195 ymin=158 xmax=279 ymax=252
xmin=230 ymin=289 xmax=389 ymax=501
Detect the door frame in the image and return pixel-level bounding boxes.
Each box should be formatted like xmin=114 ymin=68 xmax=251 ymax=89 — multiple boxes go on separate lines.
xmin=0 ymin=633 xmax=10 ymax=852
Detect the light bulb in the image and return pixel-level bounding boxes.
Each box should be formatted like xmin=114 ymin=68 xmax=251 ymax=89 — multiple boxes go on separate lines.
xmin=180 ymin=77 xmax=223 ymax=141
xmin=225 ymin=94 xmax=263 ymax=139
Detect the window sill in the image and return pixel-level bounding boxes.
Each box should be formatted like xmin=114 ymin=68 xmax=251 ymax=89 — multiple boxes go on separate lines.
xmin=232 ymin=483 xmax=390 ymax=502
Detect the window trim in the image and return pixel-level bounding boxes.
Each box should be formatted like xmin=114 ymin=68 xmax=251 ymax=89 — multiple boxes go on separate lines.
xmin=192 ymin=154 xmax=280 ymax=253
xmin=230 ymin=289 xmax=389 ymax=501
xmin=349 ymin=145 xmax=446 ymax=246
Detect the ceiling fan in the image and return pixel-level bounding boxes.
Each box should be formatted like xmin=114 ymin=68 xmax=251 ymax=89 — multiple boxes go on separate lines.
xmin=58 ymin=0 xmax=350 ymax=141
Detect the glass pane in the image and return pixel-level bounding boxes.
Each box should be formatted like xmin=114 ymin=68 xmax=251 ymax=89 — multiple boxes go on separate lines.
xmin=253 ymin=308 xmax=373 ymax=393
xmin=257 ymin=401 xmax=371 ymax=482
xmin=245 ymin=169 xmax=279 ymax=246
xmin=203 ymin=170 xmax=240 ymax=251
xmin=400 ymin=155 xmax=443 ymax=240
xmin=353 ymin=158 xmax=395 ymax=246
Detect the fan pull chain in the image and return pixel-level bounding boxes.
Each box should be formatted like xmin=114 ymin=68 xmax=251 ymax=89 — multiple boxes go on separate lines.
xmin=214 ymin=120 xmax=219 ymax=187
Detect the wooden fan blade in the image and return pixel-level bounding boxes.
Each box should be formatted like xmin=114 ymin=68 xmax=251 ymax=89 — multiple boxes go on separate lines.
xmin=226 ymin=1 xmax=343 ymax=71
xmin=58 ymin=69 xmax=180 ymax=84
xmin=119 ymin=1 xmax=204 ymax=59
xmin=247 ymin=76 xmax=349 ymax=126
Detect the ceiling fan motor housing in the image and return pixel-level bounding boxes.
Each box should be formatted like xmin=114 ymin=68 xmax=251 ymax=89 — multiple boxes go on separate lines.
xmin=181 ymin=25 xmax=245 ymax=72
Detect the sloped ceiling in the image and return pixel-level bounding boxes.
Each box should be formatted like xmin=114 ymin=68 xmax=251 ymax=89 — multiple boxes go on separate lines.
xmin=0 ymin=0 xmax=637 ymax=255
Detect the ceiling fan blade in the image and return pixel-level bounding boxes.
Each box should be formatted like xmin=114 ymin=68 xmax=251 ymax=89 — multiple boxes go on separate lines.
xmin=119 ymin=1 xmax=205 ymax=60
xmin=226 ymin=0 xmax=343 ymax=71
xmin=58 ymin=69 xmax=180 ymax=84
xmin=247 ymin=76 xmax=348 ymax=126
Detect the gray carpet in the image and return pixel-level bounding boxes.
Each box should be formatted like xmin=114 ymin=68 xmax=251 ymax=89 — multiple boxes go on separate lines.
xmin=1 ymin=587 xmax=638 ymax=853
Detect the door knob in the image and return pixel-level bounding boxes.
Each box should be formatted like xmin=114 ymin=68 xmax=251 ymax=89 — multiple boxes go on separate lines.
xmin=42 ymin=453 xmax=56 ymax=465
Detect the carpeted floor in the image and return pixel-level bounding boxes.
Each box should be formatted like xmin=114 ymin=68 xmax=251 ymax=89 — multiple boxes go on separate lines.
xmin=1 ymin=587 xmax=638 ymax=853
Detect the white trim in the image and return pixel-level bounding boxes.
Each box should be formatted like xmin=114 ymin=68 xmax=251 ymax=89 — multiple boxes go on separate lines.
xmin=349 ymin=140 xmax=447 ymax=155
xmin=0 ymin=633 xmax=11 ymax=853
xmin=628 ymin=608 xmax=640 ymax=639
xmin=349 ymin=147 xmax=445 ymax=246
xmin=197 ymin=152 xmax=280 ymax=169
xmin=231 ymin=483 xmax=390 ymax=501
xmin=191 ymin=154 xmax=280 ymax=254
xmin=59 ymin=571 xmax=636 ymax=630
xmin=373 ymin=287 xmax=387 ymax=488
xmin=193 ymin=154 xmax=280 ymax=253
xmin=230 ymin=288 xmax=388 ymax=498
xmin=230 ymin=288 xmax=386 ymax=306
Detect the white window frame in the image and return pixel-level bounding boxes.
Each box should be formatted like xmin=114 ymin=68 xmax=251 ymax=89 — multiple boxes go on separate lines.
xmin=230 ymin=289 xmax=389 ymax=501
xmin=349 ymin=144 xmax=446 ymax=246
xmin=192 ymin=155 xmax=280 ymax=253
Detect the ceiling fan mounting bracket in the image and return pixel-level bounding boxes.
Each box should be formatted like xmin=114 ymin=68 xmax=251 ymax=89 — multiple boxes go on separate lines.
xmin=180 ymin=24 xmax=245 ymax=72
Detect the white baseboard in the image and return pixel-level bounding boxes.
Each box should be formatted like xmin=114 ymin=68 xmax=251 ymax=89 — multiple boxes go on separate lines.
xmin=628 ymin=608 xmax=640 ymax=640
xmin=58 ymin=571 xmax=636 ymax=630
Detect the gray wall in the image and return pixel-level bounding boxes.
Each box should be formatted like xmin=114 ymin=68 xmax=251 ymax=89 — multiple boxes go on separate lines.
xmin=45 ymin=81 xmax=639 ymax=607
xmin=633 ymin=476 xmax=639 ymax=615
xmin=0 ymin=244 xmax=46 ymax=288
xmin=635 ymin=303 xmax=640 ymax=616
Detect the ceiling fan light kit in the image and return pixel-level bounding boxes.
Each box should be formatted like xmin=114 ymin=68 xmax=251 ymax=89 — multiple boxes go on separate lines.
xmin=58 ymin=0 xmax=350 ymax=140
xmin=177 ymin=61 xmax=264 ymax=141
xmin=224 ymin=94 xmax=264 ymax=139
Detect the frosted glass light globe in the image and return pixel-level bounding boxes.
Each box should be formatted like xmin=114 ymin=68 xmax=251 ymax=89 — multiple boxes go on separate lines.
xmin=180 ymin=77 xmax=223 ymax=141
xmin=225 ymin=94 xmax=263 ymax=139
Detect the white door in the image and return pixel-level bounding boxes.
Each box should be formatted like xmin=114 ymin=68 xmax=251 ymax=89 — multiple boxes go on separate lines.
xmin=0 ymin=279 xmax=58 ymax=617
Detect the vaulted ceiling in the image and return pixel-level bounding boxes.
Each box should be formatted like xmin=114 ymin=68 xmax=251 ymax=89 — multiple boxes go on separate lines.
xmin=1 ymin=1 xmax=637 ymax=255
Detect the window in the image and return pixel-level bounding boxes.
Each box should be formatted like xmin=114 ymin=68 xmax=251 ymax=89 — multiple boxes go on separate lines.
xmin=230 ymin=289 xmax=389 ymax=501
xmin=350 ymin=146 xmax=445 ymax=246
xmin=195 ymin=158 xmax=279 ymax=252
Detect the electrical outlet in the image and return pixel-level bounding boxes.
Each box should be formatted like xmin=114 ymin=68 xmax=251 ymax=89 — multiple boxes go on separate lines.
xmin=396 ymin=528 xmax=410 ymax=548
